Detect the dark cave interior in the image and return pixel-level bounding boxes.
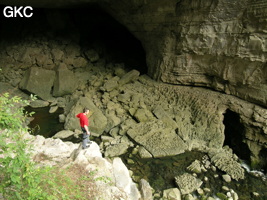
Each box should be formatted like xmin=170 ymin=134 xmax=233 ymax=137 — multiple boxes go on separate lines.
xmin=259 ymin=148 xmax=267 ymax=173
xmin=223 ymin=109 xmax=251 ymax=162
xmin=0 ymin=4 xmax=147 ymax=74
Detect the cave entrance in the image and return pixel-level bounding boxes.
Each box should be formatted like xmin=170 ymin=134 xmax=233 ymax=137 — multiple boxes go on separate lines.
xmin=0 ymin=4 xmax=147 ymax=74
xmin=259 ymin=148 xmax=267 ymax=173
xmin=223 ymin=109 xmax=251 ymax=161
xmin=70 ymin=5 xmax=147 ymax=74
xmin=0 ymin=4 xmax=147 ymax=138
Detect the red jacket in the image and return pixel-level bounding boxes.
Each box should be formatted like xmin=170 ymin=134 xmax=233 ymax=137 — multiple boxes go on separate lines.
xmin=76 ymin=113 xmax=89 ymax=128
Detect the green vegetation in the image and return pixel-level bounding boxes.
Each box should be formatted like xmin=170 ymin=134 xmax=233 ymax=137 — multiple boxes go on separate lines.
xmin=0 ymin=93 xmax=99 ymax=199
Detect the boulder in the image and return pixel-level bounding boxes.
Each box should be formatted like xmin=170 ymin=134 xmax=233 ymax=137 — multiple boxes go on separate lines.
xmin=84 ymin=49 xmax=99 ymax=63
xmin=187 ymin=160 xmax=203 ymax=174
xmin=30 ymin=99 xmax=49 ymax=108
xmin=208 ymin=147 xmax=245 ymax=181
xmin=134 ymin=108 xmax=155 ymax=122
xmin=59 ymin=114 xmax=66 ymax=123
xmin=103 ymin=76 xmax=120 ymax=92
xmin=163 ymin=188 xmax=181 ymax=200
xmin=138 ymin=146 xmax=153 ymax=159
xmin=153 ymin=105 xmax=178 ymax=129
xmin=35 ymin=54 xmax=54 ymax=69
xmin=175 ymin=173 xmax=203 ymax=195
xmin=105 ymin=112 xmax=121 ymax=131
xmin=53 ymin=63 xmax=78 ymax=97
xmin=112 ymin=157 xmax=141 ymax=200
xmin=64 ymin=97 xmax=107 ymax=136
xmin=104 ymin=143 xmax=129 ymax=158
xmin=51 ymin=48 xmax=64 ymax=62
xmin=49 ymin=106 xmax=58 ymax=113
xmin=19 ymin=67 xmax=55 ymax=100
xmin=222 ymin=174 xmax=232 ymax=183
xmin=114 ymin=65 xmax=127 ymax=77
xmin=30 ymin=135 xmax=79 ymax=165
xmin=119 ymin=69 xmax=140 ymax=86
xmin=127 ymin=120 xmax=187 ymax=158
xmin=72 ymin=57 xmax=88 ymax=68
xmin=139 ymin=179 xmax=153 ymax=200
xmin=53 ymin=130 xmax=75 ymax=140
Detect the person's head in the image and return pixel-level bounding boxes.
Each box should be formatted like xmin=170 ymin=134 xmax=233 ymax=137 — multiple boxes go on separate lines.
xmin=83 ymin=108 xmax=89 ymax=115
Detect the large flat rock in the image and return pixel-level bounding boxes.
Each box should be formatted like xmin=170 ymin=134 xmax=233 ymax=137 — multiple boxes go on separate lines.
xmin=127 ymin=120 xmax=187 ymax=158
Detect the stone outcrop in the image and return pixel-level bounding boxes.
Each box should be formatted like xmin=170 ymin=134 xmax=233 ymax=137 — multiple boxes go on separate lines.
xmin=27 ymin=133 xmax=140 ymax=200
xmin=113 ymin=157 xmax=141 ymax=200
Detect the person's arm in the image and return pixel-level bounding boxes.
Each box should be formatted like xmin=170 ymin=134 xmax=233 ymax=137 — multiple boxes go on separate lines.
xmin=84 ymin=125 xmax=90 ymax=135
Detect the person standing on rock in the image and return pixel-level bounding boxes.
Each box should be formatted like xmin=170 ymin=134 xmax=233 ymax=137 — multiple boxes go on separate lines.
xmin=76 ymin=108 xmax=92 ymax=149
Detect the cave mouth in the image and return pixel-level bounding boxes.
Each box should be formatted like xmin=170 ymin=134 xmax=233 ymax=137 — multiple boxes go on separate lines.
xmin=0 ymin=4 xmax=147 ymax=74
xmin=223 ymin=109 xmax=251 ymax=161
xmin=259 ymin=148 xmax=267 ymax=173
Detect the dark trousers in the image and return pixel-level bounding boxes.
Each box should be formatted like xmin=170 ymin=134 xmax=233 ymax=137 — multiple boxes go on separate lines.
xmin=81 ymin=127 xmax=90 ymax=148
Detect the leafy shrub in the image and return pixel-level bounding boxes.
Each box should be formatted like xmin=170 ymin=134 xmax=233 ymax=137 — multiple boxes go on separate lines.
xmin=0 ymin=93 xmax=98 ymax=199
xmin=0 ymin=93 xmax=79 ymax=199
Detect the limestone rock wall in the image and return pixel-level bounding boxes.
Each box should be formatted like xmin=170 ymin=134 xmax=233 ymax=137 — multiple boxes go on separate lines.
xmin=103 ymin=0 xmax=267 ymax=107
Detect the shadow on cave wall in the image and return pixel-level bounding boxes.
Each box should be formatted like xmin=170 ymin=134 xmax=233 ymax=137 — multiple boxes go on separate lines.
xmin=0 ymin=4 xmax=147 ymax=74
xmin=67 ymin=5 xmax=147 ymax=74
xmin=223 ymin=109 xmax=251 ymax=161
